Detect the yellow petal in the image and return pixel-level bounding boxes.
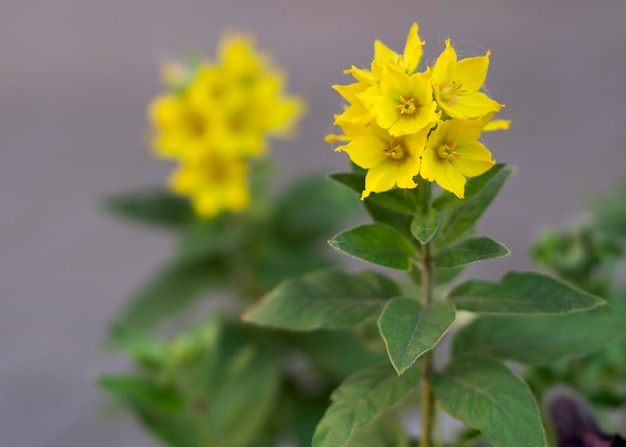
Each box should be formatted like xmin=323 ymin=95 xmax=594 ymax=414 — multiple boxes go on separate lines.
xmin=454 ymin=51 xmax=490 ymax=92
xmin=403 ymin=23 xmax=424 ymax=74
xmin=395 ymin=157 xmax=420 ymax=189
xmin=452 ymin=141 xmax=495 ymax=177
xmin=434 ymin=161 xmax=466 ymax=198
xmin=372 ymin=96 xmax=401 ymax=129
xmin=432 ymin=39 xmax=457 ymax=86
xmin=445 ymin=118 xmax=482 ymax=145
xmin=379 ymin=64 xmax=410 ymax=100
xmin=340 ymin=134 xmax=388 ymax=169
xmin=419 ymin=146 xmax=438 ymax=182
xmin=483 ymin=119 xmax=511 ymax=132
xmin=444 ymin=91 xmax=503 ymax=119
xmin=362 ymin=162 xmax=397 ymax=199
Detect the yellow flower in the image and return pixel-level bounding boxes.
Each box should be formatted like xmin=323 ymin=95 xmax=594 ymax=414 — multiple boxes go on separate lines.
xmin=334 ymin=122 xmax=429 ymax=199
xmin=169 ymin=153 xmax=249 ymax=218
xmin=147 ymin=33 xmax=304 ymax=219
xmin=364 ymin=65 xmax=440 ymax=136
xmin=420 ymin=119 xmax=495 ymax=198
xmin=432 ymin=39 xmax=503 ymax=119
xmin=149 ymin=93 xmax=213 ymax=162
xmin=371 ymin=22 xmax=424 ymax=78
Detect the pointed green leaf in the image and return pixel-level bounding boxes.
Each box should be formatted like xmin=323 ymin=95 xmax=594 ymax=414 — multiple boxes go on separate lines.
xmin=449 ymin=271 xmax=605 ymax=314
xmin=312 ymin=365 xmax=421 ymax=447
xmin=432 ymin=356 xmax=546 ymax=447
xmin=102 ymin=187 xmax=195 ymax=228
xmin=273 ymin=175 xmax=361 ymax=244
xmin=346 ymin=410 xmax=410 ymax=447
xmin=410 ymin=209 xmax=439 ymax=244
xmin=108 ymin=323 xmax=168 ymax=366
xmin=378 ymin=299 xmax=455 ymax=374
xmin=98 ymin=375 xmax=183 ymax=412
xmin=329 ymin=172 xmax=419 ymax=214
xmin=364 ymin=200 xmax=414 ymax=240
xmin=114 ymin=258 xmax=229 ymax=331
xmin=452 ymin=305 xmax=626 ymax=365
xmin=438 ymin=164 xmax=514 ymax=244
xmin=175 ymin=218 xmax=244 ymax=265
xmin=243 ymin=268 xmax=401 ymax=330
xmin=436 ymin=237 xmax=510 ymax=268
xmin=329 ymin=224 xmax=417 ymax=270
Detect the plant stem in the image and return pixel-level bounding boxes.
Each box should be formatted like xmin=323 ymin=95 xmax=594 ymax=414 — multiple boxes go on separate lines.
xmin=417 ymin=180 xmax=435 ymax=447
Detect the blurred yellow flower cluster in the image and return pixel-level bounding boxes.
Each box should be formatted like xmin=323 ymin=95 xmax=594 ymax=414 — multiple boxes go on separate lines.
xmin=149 ymin=35 xmax=304 ymax=217
xmin=327 ymin=23 xmax=509 ymax=199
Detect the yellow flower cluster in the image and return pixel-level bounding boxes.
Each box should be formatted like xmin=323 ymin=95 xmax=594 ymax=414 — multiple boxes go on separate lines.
xmin=149 ymin=35 xmax=304 ymax=218
xmin=327 ymin=23 xmax=509 ymax=199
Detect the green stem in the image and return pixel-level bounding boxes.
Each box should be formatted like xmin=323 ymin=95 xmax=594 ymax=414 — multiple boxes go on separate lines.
xmin=417 ymin=180 xmax=435 ymax=447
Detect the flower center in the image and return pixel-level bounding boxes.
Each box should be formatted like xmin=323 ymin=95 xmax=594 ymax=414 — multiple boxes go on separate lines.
xmin=384 ymin=139 xmax=406 ymax=160
xmin=437 ymin=142 xmax=459 ymax=160
xmin=440 ymin=80 xmax=465 ymax=103
xmin=396 ymin=96 xmax=417 ymax=115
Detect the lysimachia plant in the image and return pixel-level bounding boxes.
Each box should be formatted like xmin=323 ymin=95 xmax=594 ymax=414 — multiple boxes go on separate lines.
xmin=99 ymin=35 xmax=387 ymax=447
xmin=244 ymin=23 xmax=609 ymax=447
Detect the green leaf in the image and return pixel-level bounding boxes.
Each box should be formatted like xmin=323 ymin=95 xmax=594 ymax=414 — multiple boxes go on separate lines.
xmin=329 ymin=224 xmax=416 ymax=270
xmin=346 ymin=410 xmax=410 ymax=447
xmin=126 ymin=403 xmax=196 ymax=447
xmin=452 ymin=305 xmax=626 ymax=365
xmin=449 ymin=271 xmax=605 ymax=314
xmin=273 ymin=175 xmax=361 ymax=244
xmin=364 ymin=201 xmax=414 ymax=240
xmin=98 ymin=374 xmax=183 ymax=412
xmin=410 ymin=209 xmax=439 ymax=244
xmin=432 ymin=356 xmax=546 ymax=447
xmin=174 ymin=218 xmax=244 ymax=265
xmin=168 ymin=319 xmax=282 ymax=447
xmin=329 ymin=172 xmax=419 ymax=214
xmin=243 ymin=268 xmax=401 ymax=330
xmin=312 ymin=365 xmax=421 ymax=447
xmin=287 ymin=330 xmax=388 ymax=380
xmin=436 ymin=237 xmax=510 ymax=268
xmin=114 ymin=258 xmax=229 ymax=331
xmin=437 ymin=164 xmax=514 ymax=244
xmin=108 ymin=323 xmax=168 ymax=366
xmin=102 ymin=187 xmax=195 ymax=228
xmin=378 ymin=299 xmax=455 ymax=375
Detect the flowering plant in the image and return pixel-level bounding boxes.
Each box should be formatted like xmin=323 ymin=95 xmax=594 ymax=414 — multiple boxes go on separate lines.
xmin=98 ymin=35 xmax=385 ymax=447
xmin=244 ymin=23 xmax=613 ymax=447
xmin=98 ymin=24 xmax=626 ymax=447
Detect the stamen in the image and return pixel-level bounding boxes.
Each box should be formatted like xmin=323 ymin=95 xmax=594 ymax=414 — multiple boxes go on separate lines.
xmin=437 ymin=143 xmax=459 ymax=160
xmin=440 ymin=80 xmax=465 ymax=103
xmin=384 ymin=140 xmax=406 ymax=160
xmin=396 ymin=96 xmax=417 ymax=115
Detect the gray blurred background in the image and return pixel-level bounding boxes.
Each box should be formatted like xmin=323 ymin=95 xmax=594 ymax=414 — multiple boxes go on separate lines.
xmin=2 ymin=0 xmax=625 ymax=446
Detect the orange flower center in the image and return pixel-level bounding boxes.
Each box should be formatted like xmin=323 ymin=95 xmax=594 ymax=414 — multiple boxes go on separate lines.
xmin=440 ymin=80 xmax=465 ymax=103
xmin=437 ymin=142 xmax=459 ymax=161
xmin=384 ymin=139 xmax=407 ymax=160
xmin=396 ymin=96 xmax=417 ymax=115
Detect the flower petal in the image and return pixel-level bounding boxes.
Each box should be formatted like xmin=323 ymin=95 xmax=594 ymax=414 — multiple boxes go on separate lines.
xmin=339 ymin=134 xmax=388 ymax=169
xmin=396 ymin=157 xmax=420 ymax=189
xmin=432 ymin=39 xmax=457 ymax=86
xmin=453 ymin=141 xmax=495 ymax=177
xmin=362 ymin=162 xmax=398 ymax=198
xmin=444 ymin=91 xmax=503 ymax=119
xmin=434 ymin=161 xmax=466 ymax=198
xmin=403 ymin=22 xmax=424 ymax=74
xmin=454 ymin=51 xmax=490 ymax=92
